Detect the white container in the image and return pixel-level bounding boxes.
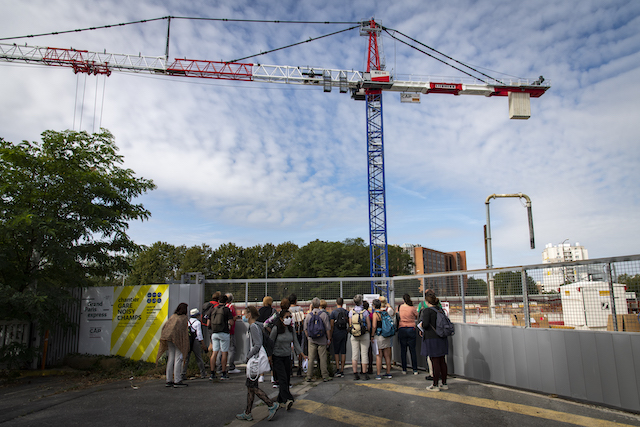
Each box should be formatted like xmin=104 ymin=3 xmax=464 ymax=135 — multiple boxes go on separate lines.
xmin=560 ymin=281 xmax=628 ymax=329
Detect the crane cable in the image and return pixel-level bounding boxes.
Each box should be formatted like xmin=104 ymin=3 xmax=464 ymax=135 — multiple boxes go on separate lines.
xmin=226 ymin=25 xmax=359 ymax=63
xmin=382 ymin=26 xmax=499 ymax=83
xmin=0 ymin=16 xmax=361 ymax=41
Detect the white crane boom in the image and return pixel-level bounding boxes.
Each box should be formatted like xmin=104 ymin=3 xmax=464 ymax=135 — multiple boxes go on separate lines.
xmin=0 ymin=42 xmax=550 ymax=106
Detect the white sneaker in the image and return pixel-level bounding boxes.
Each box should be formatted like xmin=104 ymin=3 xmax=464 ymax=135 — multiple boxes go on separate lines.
xmin=258 ymin=375 xmax=264 ymax=383
xmin=439 ymin=384 xmax=449 ymax=390
xmin=228 ymin=368 xmax=241 ymax=374
xmin=426 ymin=385 xmax=440 ymax=392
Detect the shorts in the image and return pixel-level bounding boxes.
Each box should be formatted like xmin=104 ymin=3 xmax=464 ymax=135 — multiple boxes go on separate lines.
xmin=332 ymin=330 xmax=348 ymax=355
xmin=211 ymin=332 xmax=230 ymax=352
xmin=375 ymin=334 xmax=392 ymax=350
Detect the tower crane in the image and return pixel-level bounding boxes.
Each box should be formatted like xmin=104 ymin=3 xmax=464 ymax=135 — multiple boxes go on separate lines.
xmin=0 ymin=18 xmax=550 ymax=297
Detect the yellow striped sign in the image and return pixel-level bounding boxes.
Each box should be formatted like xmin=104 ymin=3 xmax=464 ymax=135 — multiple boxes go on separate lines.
xmin=110 ymin=285 xmax=169 ymax=362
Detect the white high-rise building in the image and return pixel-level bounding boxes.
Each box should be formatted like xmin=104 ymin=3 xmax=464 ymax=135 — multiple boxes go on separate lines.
xmin=542 ymin=242 xmax=588 ymax=264
xmin=541 ymin=242 xmax=589 ymax=290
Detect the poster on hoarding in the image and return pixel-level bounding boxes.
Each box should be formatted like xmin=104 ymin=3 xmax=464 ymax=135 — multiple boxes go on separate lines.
xmin=110 ymin=285 xmax=169 ymax=362
xmin=79 ymin=287 xmax=114 ymax=355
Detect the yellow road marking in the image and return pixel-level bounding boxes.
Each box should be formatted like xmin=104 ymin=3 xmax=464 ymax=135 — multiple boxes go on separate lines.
xmin=356 ymin=382 xmax=636 ymax=427
xmin=294 ymin=399 xmax=419 ymax=427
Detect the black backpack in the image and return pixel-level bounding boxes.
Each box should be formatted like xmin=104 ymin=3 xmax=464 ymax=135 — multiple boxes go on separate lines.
xmin=202 ymin=302 xmax=215 ymax=328
xmin=262 ymin=325 xmax=275 ymax=357
xmin=188 ymin=319 xmax=197 ymax=351
xmin=335 ymin=309 xmax=348 ymax=330
xmin=429 ymin=307 xmax=455 ymax=337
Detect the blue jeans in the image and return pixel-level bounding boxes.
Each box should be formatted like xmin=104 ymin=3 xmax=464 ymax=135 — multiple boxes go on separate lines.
xmin=398 ymin=327 xmax=418 ymax=372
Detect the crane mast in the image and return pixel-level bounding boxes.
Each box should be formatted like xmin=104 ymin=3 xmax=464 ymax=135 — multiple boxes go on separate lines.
xmin=0 ymin=27 xmax=550 ymax=289
xmin=361 ymin=19 xmax=391 ymax=296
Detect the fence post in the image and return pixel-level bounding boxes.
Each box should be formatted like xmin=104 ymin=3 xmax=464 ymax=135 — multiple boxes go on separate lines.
xmin=389 ymin=278 xmax=395 ymax=309
xmin=607 ymin=263 xmax=619 ymax=331
xmin=245 ymin=282 xmax=249 ymax=307
xmin=459 ymin=273 xmax=466 ymax=324
xmin=340 ymin=280 xmax=343 ymax=299
xmin=521 ymin=268 xmax=530 ymax=328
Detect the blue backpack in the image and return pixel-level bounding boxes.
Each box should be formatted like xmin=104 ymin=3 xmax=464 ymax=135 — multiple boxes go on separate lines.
xmin=377 ymin=310 xmax=396 ymax=338
xmin=307 ymin=312 xmax=326 ymax=339
xmin=430 ymin=307 xmax=455 ymax=337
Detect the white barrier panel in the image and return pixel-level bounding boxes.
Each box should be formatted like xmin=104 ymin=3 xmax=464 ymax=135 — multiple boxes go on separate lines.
xmin=79 ymin=287 xmax=113 ymax=355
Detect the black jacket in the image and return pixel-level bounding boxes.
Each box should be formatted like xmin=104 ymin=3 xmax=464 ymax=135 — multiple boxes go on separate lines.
xmin=421 ymin=306 xmax=440 ymax=339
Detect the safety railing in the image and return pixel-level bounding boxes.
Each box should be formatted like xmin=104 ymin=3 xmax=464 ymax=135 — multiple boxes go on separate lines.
xmin=204 ymin=254 xmax=640 ymax=332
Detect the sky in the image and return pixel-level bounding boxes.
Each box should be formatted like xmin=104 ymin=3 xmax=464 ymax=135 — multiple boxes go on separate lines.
xmin=1 ymin=0 xmax=639 ymax=271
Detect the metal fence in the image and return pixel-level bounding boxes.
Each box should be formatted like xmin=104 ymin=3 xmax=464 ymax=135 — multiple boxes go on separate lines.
xmin=204 ymin=254 xmax=640 ymax=333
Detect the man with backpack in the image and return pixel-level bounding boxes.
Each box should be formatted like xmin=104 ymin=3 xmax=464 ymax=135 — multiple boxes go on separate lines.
xmin=208 ymin=294 xmax=233 ymax=381
xmin=303 ymin=297 xmax=332 ymax=382
xmin=202 ymin=291 xmax=221 ymax=349
xmin=349 ymin=294 xmax=371 ymax=381
xmin=182 ymin=308 xmax=207 ymax=380
xmin=329 ymin=297 xmax=349 ymax=377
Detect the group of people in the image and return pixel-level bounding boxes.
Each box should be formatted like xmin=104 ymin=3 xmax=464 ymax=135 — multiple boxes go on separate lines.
xmin=156 ymin=289 xmax=450 ymax=422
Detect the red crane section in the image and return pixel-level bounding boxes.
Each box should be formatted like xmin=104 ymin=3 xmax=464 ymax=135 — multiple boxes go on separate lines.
xmin=166 ymin=59 xmax=253 ymax=81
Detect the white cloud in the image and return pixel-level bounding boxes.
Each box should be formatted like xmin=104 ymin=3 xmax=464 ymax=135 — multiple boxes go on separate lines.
xmin=1 ymin=0 xmax=639 ymax=271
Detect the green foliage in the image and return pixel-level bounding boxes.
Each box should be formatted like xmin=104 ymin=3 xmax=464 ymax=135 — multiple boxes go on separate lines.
xmin=128 ymin=238 xmax=411 ymax=285
xmin=0 ymin=342 xmax=38 ymax=371
xmin=0 ymin=129 xmax=155 ymax=329
xmin=283 ymin=238 xmax=369 ymax=278
xmin=127 ymin=242 xmax=186 ymax=285
xmin=493 ymin=271 xmax=538 ymax=295
xmin=388 ymin=244 xmax=414 ymax=276
xmin=619 ymin=274 xmax=640 ymax=294
xmin=239 ymin=242 xmax=299 ymax=279
xmin=466 ymin=277 xmax=488 ymax=297
xmin=283 ymin=238 xmax=411 ymax=278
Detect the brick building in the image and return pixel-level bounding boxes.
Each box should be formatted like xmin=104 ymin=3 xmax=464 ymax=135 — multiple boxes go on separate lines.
xmin=402 ymin=245 xmax=467 ymax=296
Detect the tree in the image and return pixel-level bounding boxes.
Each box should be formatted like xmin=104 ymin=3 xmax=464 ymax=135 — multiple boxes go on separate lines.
xmin=210 ymin=242 xmax=247 ymax=279
xmin=179 ymin=244 xmax=213 ymax=278
xmin=282 ymin=238 xmax=410 ymax=278
xmin=388 ymin=244 xmax=414 ymax=277
xmin=126 ymin=242 xmax=186 ymax=285
xmin=493 ymin=271 xmax=538 ymax=296
xmin=0 ymin=129 xmax=155 ymax=329
xmin=466 ymin=277 xmax=488 ymax=297
xmin=619 ymin=274 xmax=640 ymax=295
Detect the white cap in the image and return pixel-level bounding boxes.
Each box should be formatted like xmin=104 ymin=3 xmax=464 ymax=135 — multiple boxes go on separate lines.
xmin=190 ymin=308 xmax=200 ymax=316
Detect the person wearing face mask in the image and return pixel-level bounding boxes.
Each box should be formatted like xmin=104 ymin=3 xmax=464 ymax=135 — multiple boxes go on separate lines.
xmin=270 ymin=309 xmax=306 ymax=410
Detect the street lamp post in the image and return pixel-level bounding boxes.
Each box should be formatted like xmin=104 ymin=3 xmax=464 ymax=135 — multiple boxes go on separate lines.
xmin=485 ymin=193 xmax=536 ymax=318
xmin=265 ymin=258 xmax=268 ymax=297
xmin=560 ymin=238 xmax=569 ymax=285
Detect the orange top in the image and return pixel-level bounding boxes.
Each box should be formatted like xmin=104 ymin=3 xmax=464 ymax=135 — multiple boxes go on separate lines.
xmin=398 ymin=303 xmax=418 ymax=328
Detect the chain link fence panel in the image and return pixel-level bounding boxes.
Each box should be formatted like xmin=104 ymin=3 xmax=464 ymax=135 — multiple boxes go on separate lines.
xmin=200 ymin=255 xmax=639 ymax=332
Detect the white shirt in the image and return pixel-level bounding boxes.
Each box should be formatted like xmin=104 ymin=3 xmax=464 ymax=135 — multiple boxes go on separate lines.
xmin=188 ymin=317 xmax=204 ymax=341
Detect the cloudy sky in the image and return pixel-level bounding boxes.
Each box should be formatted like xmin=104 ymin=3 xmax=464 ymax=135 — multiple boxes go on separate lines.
xmin=1 ymin=0 xmax=639 ymax=270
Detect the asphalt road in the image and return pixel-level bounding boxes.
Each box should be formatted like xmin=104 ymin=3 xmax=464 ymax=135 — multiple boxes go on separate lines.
xmin=2 ymin=367 xmax=640 ymax=427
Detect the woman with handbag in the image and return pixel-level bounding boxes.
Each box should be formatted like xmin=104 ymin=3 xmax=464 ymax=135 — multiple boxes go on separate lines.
xmin=236 ymin=306 xmax=280 ymax=421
